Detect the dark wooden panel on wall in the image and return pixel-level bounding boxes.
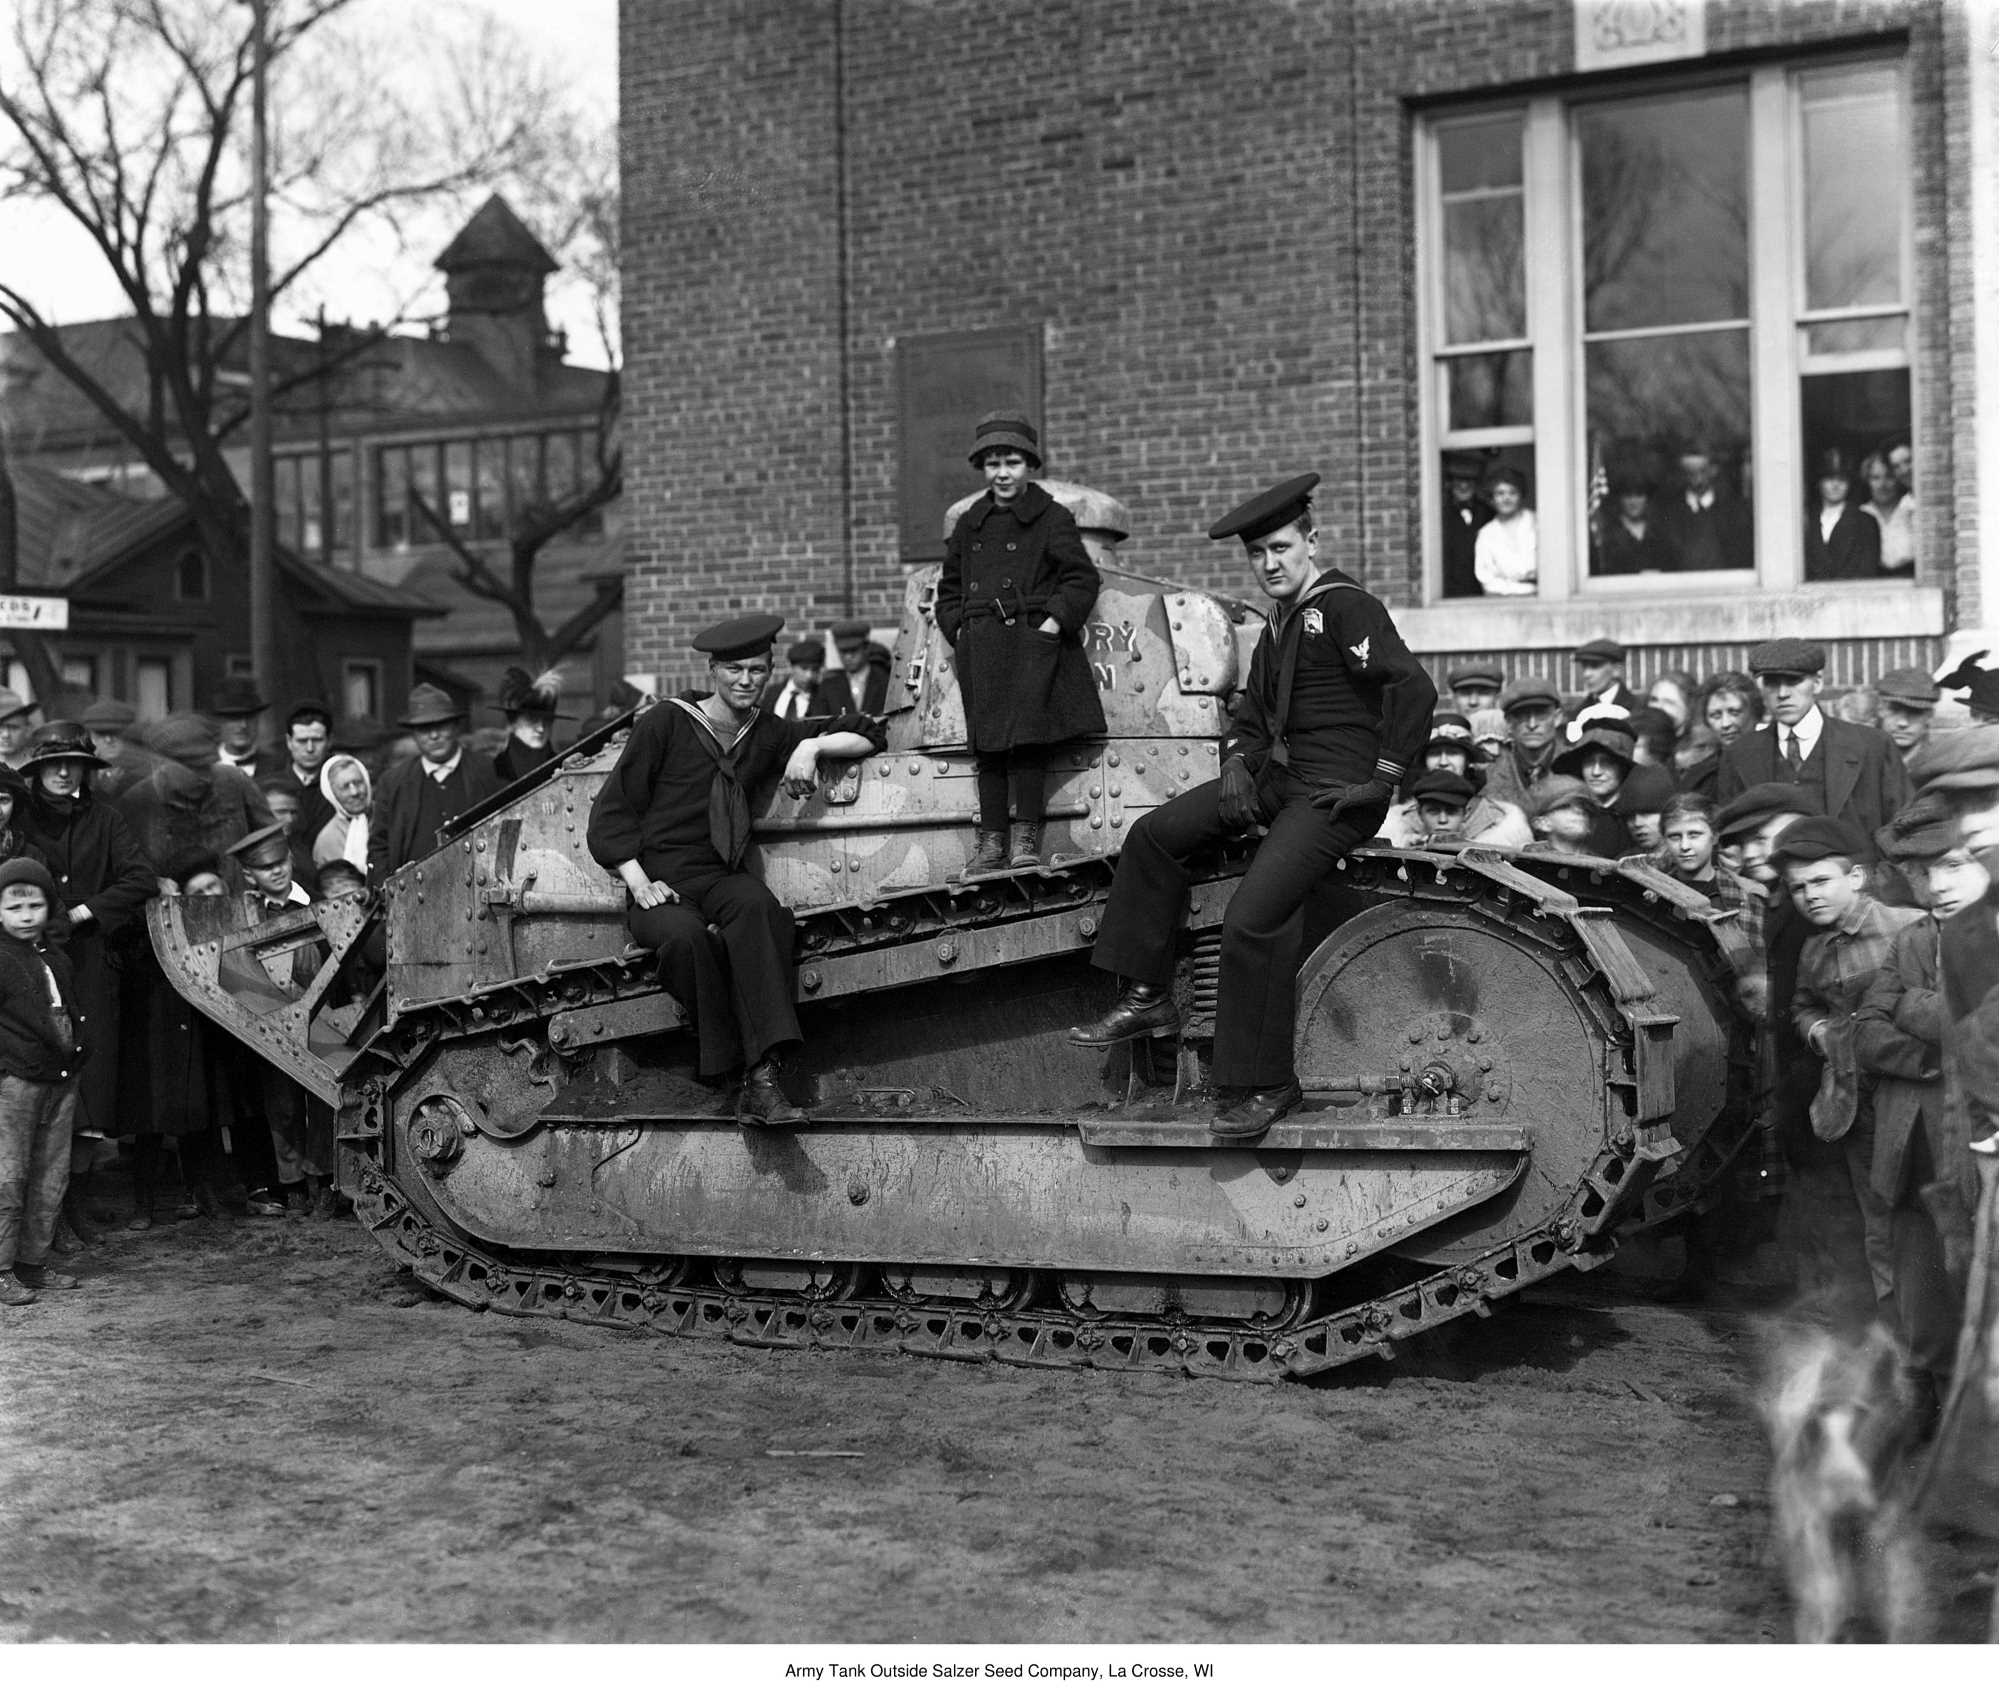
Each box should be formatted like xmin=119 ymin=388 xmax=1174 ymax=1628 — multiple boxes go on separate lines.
xmin=895 ymin=325 xmax=1042 ymax=565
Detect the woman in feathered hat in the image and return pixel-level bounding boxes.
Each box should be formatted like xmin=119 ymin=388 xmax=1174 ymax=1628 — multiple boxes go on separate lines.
xmin=491 ymin=667 xmax=572 ymax=784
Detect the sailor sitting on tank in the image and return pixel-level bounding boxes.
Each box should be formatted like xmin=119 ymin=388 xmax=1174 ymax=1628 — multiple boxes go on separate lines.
xmin=1068 ymin=475 xmax=1436 ymax=1141
xmin=586 ymin=615 xmax=885 ymax=1128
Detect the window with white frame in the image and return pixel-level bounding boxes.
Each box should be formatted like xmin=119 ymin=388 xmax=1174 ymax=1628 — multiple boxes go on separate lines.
xmin=1420 ymin=56 xmax=1911 ymax=603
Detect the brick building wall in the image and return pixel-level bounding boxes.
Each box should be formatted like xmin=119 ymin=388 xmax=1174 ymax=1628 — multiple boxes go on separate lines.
xmin=620 ymin=0 xmax=1986 ymax=694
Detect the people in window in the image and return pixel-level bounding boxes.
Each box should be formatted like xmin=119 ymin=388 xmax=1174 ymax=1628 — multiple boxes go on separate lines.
xmin=1660 ymin=442 xmax=1753 ymax=573
xmin=1440 ymin=451 xmax=1492 ymax=598
xmin=1593 ymin=475 xmax=1671 ymax=575
xmin=1803 ymin=447 xmax=1882 ymax=581
xmin=1886 ymin=438 xmax=1912 ymax=497
xmin=1858 ymin=450 xmax=1915 ymax=575
xmin=1471 ymin=464 xmax=1537 ymax=596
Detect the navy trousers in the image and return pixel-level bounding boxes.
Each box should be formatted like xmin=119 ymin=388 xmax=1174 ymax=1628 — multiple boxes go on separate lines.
xmin=1088 ymin=769 xmax=1386 ymax=1089
xmin=626 ymin=869 xmax=800 ymax=1077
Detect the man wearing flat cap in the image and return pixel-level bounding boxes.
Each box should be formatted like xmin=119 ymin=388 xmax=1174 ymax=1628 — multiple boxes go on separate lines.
xmin=1907 ymin=727 xmax=1999 ymax=1178
xmin=587 ymin=615 xmax=885 ymax=1127
xmin=1873 ymin=666 xmax=1941 ymax=766
xmin=1480 ymin=676 xmax=1566 ymax=815
xmin=1855 ymin=791 xmax=1986 ymax=1412
xmin=79 ymin=700 xmax=140 ymax=801
xmin=369 ymin=686 xmax=503 ymax=883
xmin=1572 ymin=639 xmax=1640 ymax=713
xmin=809 ymin=619 xmax=891 ymax=718
xmin=763 ymin=640 xmax=825 ymax=723
xmin=0 ymin=689 xmax=37 ymax=772
xmin=1716 ymin=639 xmax=1908 ymax=850
xmin=1446 ymin=663 xmax=1503 ymax=718
xmin=1069 ymin=473 xmax=1436 ymax=1141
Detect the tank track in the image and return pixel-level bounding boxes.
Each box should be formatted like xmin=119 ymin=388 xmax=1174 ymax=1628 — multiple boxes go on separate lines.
xmin=338 ymin=848 xmax=1757 ymax=1382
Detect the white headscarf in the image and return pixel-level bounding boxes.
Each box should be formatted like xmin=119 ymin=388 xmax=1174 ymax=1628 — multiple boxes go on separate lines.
xmin=315 ymin=754 xmax=373 ymax=872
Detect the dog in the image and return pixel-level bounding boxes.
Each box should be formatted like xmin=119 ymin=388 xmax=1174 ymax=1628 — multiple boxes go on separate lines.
xmin=1761 ymin=1323 xmax=1928 ymax=1643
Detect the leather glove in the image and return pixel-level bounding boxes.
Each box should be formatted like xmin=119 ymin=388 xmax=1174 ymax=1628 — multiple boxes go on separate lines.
xmin=1312 ymin=777 xmax=1394 ymax=825
xmin=1218 ymin=757 xmax=1263 ymax=831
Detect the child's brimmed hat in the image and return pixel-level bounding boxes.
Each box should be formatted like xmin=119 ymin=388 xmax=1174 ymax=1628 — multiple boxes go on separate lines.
xmin=968 ymin=411 xmax=1042 ymax=469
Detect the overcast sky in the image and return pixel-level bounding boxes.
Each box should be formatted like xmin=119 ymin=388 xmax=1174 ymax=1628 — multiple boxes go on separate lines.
xmin=3 ymin=0 xmax=618 ymax=362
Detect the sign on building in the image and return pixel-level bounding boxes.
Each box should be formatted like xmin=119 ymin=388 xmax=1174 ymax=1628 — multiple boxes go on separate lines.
xmin=0 ymin=593 xmax=69 ymax=631
xmin=1576 ymin=0 xmax=1707 ymax=72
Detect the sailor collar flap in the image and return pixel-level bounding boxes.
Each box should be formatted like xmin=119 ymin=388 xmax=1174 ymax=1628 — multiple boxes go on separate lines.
xmin=1265 ymin=569 xmax=1360 ymax=643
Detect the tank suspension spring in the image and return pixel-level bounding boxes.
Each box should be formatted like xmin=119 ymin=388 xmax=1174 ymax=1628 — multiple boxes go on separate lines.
xmin=1189 ymin=934 xmax=1222 ymax=1019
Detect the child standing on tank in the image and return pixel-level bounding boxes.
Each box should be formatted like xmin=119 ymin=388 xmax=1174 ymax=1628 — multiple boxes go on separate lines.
xmin=935 ymin=412 xmax=1105 ymax=874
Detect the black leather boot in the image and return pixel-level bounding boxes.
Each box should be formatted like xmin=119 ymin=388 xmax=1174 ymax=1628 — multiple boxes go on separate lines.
xmin=1007 ymin=821 xmax=1043 ymax=869
xmin=958 ymin=830 xmax=1008 ymax=879
xmin=1209 ymin=1079 xmax=1304 ymax=1141
xmin=1067 ymin=981 xmax=1180 ymax=1047
xmin=738 ymin=1054 xmax=810 ymax=1128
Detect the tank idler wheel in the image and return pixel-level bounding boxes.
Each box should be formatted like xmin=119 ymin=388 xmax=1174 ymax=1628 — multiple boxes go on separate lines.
xmin=712 ymin=1259 xmax=864 ymax=1303
xmin=878 ymin=1265 xmax=1037 ymax=1313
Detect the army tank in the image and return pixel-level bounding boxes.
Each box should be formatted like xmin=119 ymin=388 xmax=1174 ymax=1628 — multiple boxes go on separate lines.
xmin=149 ymin=482 xmax=1759 ymax=1381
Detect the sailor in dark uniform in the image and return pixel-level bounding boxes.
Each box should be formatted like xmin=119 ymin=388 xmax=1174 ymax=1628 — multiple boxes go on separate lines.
xmin=1068 ymin=475 xmax=1437 ymax=1140
xmin=585 ymin=615 xmax=885 ymax=1127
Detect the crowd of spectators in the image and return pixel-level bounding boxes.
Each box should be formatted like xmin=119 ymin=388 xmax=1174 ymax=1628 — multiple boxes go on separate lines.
xmin=0 ymin=660 xmax=618 ymax=1304
xmin=0 ymin=621 xmax=1991 ymax=1458
xmin=1384 ymin=633 xmax=1996 ymax=1437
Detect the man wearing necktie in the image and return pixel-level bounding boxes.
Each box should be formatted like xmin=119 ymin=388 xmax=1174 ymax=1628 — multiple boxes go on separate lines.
xmin=587 ymin=616 xmax=883 ymax=1127
xmin=1659 ymin=443 xmax=1753 ymax=573
xmin=1715 ymin=639 xmax=1909 ymax=849
xmin=368 ymin=686 xmax=504 ymax=884
xmin=208 ymin=676 xmax=283 ymax=783
xmin=762 ymin=639 xmax=825 ymax=723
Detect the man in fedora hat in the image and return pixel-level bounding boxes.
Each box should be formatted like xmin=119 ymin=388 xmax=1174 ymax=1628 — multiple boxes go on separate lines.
xmin=369 ymin=685 xmax=502 ymax=882
xmin=491 ymin=666 xmax=574 ymax=784
xmin=1716 ymin=640 xmax=1909 ymax=849
xmin=0 ymin=689 xmax=37 ymax=772
xmin=207 ymin=676 xmax=279 ymax=781
xmin=809 ymin=619 xmax=890 ymax=718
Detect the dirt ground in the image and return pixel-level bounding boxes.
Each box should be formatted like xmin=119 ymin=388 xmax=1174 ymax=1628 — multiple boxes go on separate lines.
xmin=0 ymin=1203 xmax=1988 ymax=1648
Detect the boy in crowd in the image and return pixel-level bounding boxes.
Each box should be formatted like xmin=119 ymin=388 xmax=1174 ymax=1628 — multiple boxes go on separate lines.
xmin=0 ymin=857 xmax=84 ymax=1305
xmin=229 ymin=823 xmax=335 ymax=1217
xmin=1855 ymin=794 xmax=1986 ymax=1423
xmin=1525 ymin=775 xmax=1599 ymax=855
xmin=1780 ymin=816 xmax=1922 ymax=1335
